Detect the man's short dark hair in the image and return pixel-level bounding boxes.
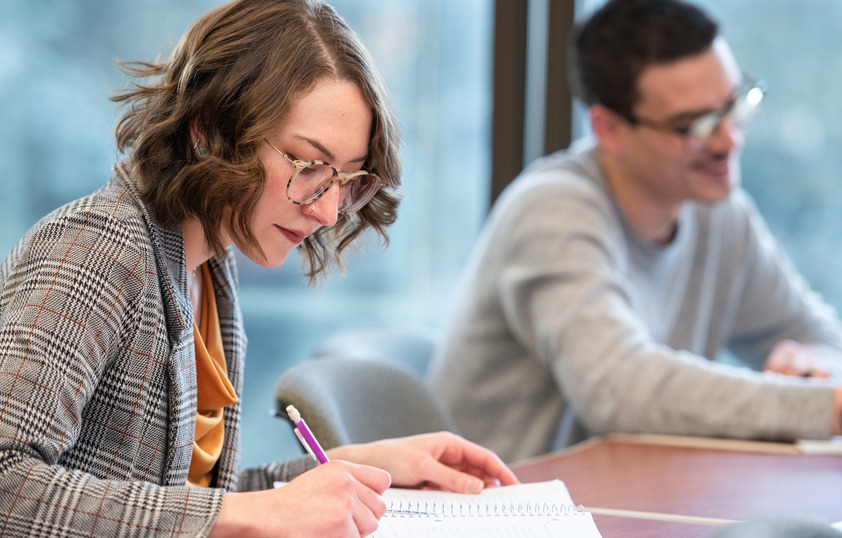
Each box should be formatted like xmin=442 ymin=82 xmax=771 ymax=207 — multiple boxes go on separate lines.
xmin=569 ymin=0 xmax=719 ymax=120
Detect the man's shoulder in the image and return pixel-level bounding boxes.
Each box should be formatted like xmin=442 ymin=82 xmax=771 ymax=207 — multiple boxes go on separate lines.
xmin=502 ymin=141 xmax=608 ymax=207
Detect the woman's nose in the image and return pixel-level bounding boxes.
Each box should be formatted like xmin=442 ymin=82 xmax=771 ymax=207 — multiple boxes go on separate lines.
xmin=308 ymin=183 xmax=340 ymax=226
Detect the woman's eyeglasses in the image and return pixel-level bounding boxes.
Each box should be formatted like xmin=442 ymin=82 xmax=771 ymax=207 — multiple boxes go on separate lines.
xmin=264 ymin=139 xmax=384 ymax=214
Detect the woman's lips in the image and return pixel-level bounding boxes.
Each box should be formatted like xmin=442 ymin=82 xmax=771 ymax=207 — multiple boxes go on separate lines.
xmin=278 ymin=226 xmax=306 ymax=245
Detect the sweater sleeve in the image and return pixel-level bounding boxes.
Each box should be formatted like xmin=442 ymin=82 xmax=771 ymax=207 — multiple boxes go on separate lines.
xmin=725 ymin=191 xmax=842 ymax=376
xmin=496 ymin=180 xmax=837 ymax=442
xmin=0 ymin=209 xmax=222 ymax=537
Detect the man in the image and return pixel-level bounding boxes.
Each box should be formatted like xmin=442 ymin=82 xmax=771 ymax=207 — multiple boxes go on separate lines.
xmin=429 ymin=0 xmax=842 ymax=463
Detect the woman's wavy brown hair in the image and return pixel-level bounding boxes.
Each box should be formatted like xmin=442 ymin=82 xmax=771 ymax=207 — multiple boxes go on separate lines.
xmin=112 ymin=0 xmax=401 ymax=284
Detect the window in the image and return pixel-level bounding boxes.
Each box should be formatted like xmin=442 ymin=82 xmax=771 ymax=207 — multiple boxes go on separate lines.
xmin=693 ymin=1 xmax=842 ymax=313
xmin=0 ymin=0 xmax=493 ymax=466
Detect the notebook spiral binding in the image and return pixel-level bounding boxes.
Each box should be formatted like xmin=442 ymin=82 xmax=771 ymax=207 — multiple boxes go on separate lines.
xmin=386 ymin=499 xmax=586 ymax=518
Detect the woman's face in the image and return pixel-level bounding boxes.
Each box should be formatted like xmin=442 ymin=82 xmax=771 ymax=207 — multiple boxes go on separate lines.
xmin=226 ymin=77 xmax=373 ymax=268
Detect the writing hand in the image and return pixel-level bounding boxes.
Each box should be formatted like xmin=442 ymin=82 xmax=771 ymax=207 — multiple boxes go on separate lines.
xmin=210 ymin=460 xmax=390 ymax=538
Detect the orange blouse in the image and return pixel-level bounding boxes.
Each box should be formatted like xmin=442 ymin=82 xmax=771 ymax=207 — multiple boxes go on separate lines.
xmin=186 ymin=263 xmax=238 ymax=488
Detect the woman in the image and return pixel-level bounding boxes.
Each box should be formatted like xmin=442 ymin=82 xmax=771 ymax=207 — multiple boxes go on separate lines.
xmin=0 ymin=0 xmax=517 ymax=536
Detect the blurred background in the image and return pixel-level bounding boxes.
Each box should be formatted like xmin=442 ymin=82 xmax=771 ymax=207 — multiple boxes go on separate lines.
xmin=1 ymin=0 xmax=841 ymax=468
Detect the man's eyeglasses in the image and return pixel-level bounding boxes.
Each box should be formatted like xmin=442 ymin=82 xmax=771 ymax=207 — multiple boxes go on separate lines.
xmin=264 ymin=139 xmax=384 ymax=214
xmin=626 ymin=78 xmax=766 ymax=152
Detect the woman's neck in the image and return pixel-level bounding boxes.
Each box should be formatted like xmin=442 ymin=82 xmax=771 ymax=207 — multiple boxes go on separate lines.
xmin=182 ymin=218 xmax=213 ymax=275
xmin=182 ymin=218 xmax=212 ymax=326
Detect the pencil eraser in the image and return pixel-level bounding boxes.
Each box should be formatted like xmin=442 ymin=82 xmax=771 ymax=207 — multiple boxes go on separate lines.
xmin=285 ymin=404 xmax=301 ymax=422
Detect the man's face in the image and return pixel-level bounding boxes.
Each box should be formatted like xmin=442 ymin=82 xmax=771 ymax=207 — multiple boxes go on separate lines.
xmin=615 ymin=38 xmax=746 ymax=208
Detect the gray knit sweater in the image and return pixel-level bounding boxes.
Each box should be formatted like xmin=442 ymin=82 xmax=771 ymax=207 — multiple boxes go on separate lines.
xmin=429 ymin=140 xmax=842 ymax=463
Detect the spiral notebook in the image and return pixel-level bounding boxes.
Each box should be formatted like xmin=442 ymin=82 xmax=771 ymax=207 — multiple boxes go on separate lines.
xmin=371 ymin=479 xmax=602 ymax=537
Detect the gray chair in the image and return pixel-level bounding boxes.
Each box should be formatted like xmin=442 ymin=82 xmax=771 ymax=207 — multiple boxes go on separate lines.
xmin=275 ymin=356 xmax=457 ymax=451
xmin=301 ymin=325 xmax=592 ymax=452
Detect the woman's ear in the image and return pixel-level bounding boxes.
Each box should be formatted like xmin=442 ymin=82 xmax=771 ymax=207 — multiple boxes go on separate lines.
xmin=589 ymin=104 xmax=625 ymax=156
xmin=189 ymin=117 xmax=209 ymax=158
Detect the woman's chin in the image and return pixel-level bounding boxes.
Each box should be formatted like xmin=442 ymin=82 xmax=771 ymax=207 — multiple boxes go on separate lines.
xmin=261 ymin=253 xmax=292 ymax=269
xmin=239 ymin=246 xmax=292 ymax=269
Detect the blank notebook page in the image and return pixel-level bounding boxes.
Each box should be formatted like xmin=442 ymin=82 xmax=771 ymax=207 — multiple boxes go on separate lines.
xmin=371 ymin=479 xmax=602 ymax=537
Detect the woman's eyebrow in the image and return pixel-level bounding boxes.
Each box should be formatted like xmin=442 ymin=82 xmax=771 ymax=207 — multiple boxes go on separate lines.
xmin=293 ymin=135 xmax=368 ymax=163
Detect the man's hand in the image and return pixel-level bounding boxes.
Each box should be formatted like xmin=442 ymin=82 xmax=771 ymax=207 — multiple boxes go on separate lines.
xmin=763 ymin=340 xmax=831 ymax=378
xmin=833 ymin=388 xmax=842 ymax=436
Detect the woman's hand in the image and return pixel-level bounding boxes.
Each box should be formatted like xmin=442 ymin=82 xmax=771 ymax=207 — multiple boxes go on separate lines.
xmin=326 ymin=431 xmax=519 ymax=493
xmin=210 ymin=460 xmax=390 ymax=538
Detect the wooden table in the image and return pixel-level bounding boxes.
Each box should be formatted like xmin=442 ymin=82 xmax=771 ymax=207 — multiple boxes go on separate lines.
xmin=511 ymin=435 xmax=842 ymax=537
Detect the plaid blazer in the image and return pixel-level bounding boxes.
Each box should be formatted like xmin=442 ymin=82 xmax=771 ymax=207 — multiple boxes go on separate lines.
xmin=0 ymin=164 xmax=313 ymax=537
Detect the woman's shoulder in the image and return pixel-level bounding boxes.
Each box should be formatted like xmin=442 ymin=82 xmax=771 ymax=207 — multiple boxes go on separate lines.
xmin=0 ymin=179 xmax=161 ymax=336
xmin=5 ymin=179 xmax=158 ymax=285
xmin=39 ymin=175 xmax=153 ymax=242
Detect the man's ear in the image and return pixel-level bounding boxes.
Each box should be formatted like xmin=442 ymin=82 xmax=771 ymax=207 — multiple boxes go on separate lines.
xmin=590 ymin=104 xmax=626 ymax=155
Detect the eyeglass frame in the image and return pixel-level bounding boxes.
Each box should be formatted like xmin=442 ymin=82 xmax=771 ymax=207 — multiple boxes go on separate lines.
xmin=622 ymin=76 xmax=766 ymax=150
xmin=263 ymin=138 xmax=384 ymax=214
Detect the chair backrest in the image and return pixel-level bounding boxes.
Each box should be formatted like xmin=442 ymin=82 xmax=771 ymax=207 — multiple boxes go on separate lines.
xmin=275 ymin=357 xmax=458 ymax=451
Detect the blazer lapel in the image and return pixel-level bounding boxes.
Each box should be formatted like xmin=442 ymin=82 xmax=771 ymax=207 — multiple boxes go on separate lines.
xmin=153 ymin=223 xmax=197 ymax=486
xmin=114 ymin=164 xmax=197 ymax=486
xmin=208 ymin=253 xmax=246 ymax=489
